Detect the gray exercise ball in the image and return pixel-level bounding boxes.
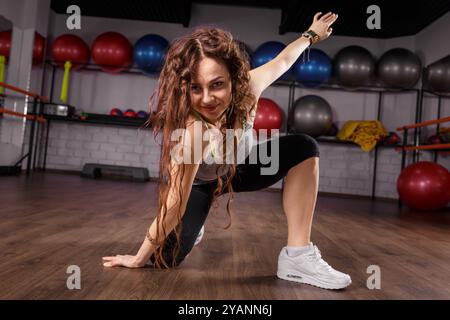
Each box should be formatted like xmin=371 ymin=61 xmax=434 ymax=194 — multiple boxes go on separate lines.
xmin=290 ymin=95 xmax=333 ymax=138
xmin=425 ymin=55 xmax=450 ymax=93
xmin=334 ymin=46 xmax=375 ymax=87
xmin=377 ymin=48 xmax=422 ymax=89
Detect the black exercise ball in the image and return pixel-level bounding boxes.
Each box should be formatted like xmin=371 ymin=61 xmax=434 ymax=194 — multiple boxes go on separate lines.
xmin=377 ymin=48 xmax=422 ymax=89
xmin=425 ymin=55 xmax=450 ymax=93
xmin=237 ymin=40 xmax=253 ymax=67
xmin=290 ymin=95 xmax=333 ymax=138
xmin=334 ymin=46 xmax=375 ymax=87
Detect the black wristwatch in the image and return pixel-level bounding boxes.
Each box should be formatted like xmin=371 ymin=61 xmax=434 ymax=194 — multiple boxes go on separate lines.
xmin=302 ymin=30 xmax=320 ymax=45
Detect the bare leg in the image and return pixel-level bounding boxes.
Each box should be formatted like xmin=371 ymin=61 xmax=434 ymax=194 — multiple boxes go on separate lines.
xmin=282 ymin=156 xmax=319 ymax=247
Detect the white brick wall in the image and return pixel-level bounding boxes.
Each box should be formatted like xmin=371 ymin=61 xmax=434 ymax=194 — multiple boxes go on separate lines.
xmin=22 ymin=122 xmax=161 ymax=178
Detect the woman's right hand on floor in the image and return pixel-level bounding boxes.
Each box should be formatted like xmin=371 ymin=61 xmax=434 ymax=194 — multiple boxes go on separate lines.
xmin=102 ymin=254 xmax=145 ymax=268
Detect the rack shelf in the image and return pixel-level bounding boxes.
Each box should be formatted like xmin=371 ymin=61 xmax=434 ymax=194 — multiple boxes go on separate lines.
xmin=41 ymin=113 xmax=150 ymax=128
xmin=31 ymin=60 xmax=444 ymax=202
xmin=267 ymin=75 xmax=422 ymax=199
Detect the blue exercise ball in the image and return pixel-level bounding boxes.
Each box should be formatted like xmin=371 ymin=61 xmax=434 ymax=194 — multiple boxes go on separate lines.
xmin=281 ymin=67 xmax=296 ymax=81
xmin=293 ymin=48 xmax=332 ymax=87
xmin=253 ymin=41 xmax=291 ymax=80
xmin=133 ymin=34 xmax=169 ymax=75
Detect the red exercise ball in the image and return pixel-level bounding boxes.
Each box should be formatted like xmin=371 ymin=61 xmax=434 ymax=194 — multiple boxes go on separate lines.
xmin=0 ymin=30 xmax=45 ymax=65
xmin=397 ymin=161 xmax=450 ymax=211
xmin=33 ymin=32 xmax=46 ymax=65
xmin=51 ymin=34 xmax=90 ymax=70
xmin=427 ymin=134 xmax=442 ymax=145
xmin=110 ymin=108 xmax=123 ymax=116
xmin=0 ymin=30 xmax=12 ymax=59
xmin=91 ymin=32 xmax=132 ymax=73
xmin=382 ymin=132 xmax=400 ymax=145
xmin=253 ymin=98 xmax=283 ymax=136
xmin=124 ymin=109 xmax=137 ymax=117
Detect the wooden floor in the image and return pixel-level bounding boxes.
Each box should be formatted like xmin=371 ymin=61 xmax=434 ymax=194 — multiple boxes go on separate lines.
xmin=0 ymin=172 xmax=449 ymax=300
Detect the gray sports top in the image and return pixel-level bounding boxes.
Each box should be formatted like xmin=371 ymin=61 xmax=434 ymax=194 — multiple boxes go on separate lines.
xmin=193 ymin=108 xmax=256 ymax=185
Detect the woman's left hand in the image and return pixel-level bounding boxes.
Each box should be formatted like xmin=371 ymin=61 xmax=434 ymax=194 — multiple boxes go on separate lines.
xmin=308 ymin=11 xmax=339 ymax=42
xmin=102 ymin=254 xmax=145 ymax=268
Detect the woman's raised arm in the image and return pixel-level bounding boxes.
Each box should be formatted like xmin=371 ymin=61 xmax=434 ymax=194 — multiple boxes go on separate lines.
xmin=249 ymin=11 xmax=338 ymax=97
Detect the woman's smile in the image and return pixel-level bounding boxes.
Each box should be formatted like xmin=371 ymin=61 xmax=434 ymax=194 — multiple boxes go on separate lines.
xmin=200 ymin=105 xmax=220 ymax=113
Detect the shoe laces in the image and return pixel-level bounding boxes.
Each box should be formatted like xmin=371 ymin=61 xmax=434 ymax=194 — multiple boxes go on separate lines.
xmin=305 ymin=245 xmax=333 ymax=272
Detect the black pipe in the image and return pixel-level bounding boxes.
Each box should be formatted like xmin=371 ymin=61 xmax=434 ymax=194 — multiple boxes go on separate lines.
xmin=26 ymin=98 xmax=38 ymax=176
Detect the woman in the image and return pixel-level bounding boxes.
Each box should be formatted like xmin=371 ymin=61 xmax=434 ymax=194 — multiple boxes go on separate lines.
xmin=103 ymin=12 xmax=351 ymax=290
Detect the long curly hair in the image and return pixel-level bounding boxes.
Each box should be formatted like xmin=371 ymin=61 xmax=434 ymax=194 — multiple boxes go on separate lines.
xmin=143 ymin=26 xmax=256 ymax=268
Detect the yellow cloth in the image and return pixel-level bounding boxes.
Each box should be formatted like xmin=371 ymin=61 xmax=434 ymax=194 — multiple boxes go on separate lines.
xmin=337 ymin=120 xmax=388 ymax=152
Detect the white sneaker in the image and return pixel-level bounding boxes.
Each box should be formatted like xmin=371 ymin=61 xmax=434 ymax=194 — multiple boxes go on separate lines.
xmin=277 ymin=243 xmax=352 ymax=290
xmin=194 ymin=226 xmax=204 ymax=246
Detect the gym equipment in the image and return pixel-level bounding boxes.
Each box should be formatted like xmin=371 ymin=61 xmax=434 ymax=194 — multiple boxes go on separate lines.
xmin=51 ymin=34 xmax=90 ymax=70
xmin=326 ymin=122 xmax=338 ymax=136
xmin=136 ymin=110 xmax=148 ymax=118
xmin=293 ymin=48 xmax=332 ymax=87
xmin=0 ymin=30 xmax=45 ymax=65
xmin=253 ymin=41 xmax=284 ymax=68
xmin=427 ymin=134 xmax=442 ymax=144
xmin=440 ymin=128 xmax=450 ymax=143
xmin=32 ymin=32 xmax=46 ymax=65
xmin=110 ymin=108 xmax=123 ymax=116
xmin=382 ymin=132 xmax=401 ymax=145
xmin=334 ymin=46 xmax=375 ymax=87
xmin=42 ymin=103 xmax=75 ymax=117
xmin=134 ymin=34 xmax=169 ymax=75
xmin=253 ymin=41 xmax=291 ymax=80
xmin=92 ymin=32 xmax=133 ymax=73
xmin=397 ymin=161 xmax=450 ymax=211
xmin=81 ymin=163 xmax=149 ymax=182
xmin=290 ymin=95 xmax=333 ymax=137
xmin=0 ymin=31 xmax=11 ymax=94
xmin=425 ymin=55 xmax=450 ymax=93
xmin=237 ymin=40 xmax=253 ymax=66
xmin=0 ymin=81 xmax=47 ymax=176
xmin=52 ymin=34 xmax=90 ymax=102
xmin=79 ymin=112 xmax=88 ymax=120
xmin=0 ymin=30 xmax=11 ymax=59
xmin=377 ymin=48 xmax=421 ymax=89
xmin=281 ymin=67 xmax=295 ymax=81
xmin=253 ymin=98 xmax=283 ymax=136
xmin=124 ymin=109 xmax=137 ymax=117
